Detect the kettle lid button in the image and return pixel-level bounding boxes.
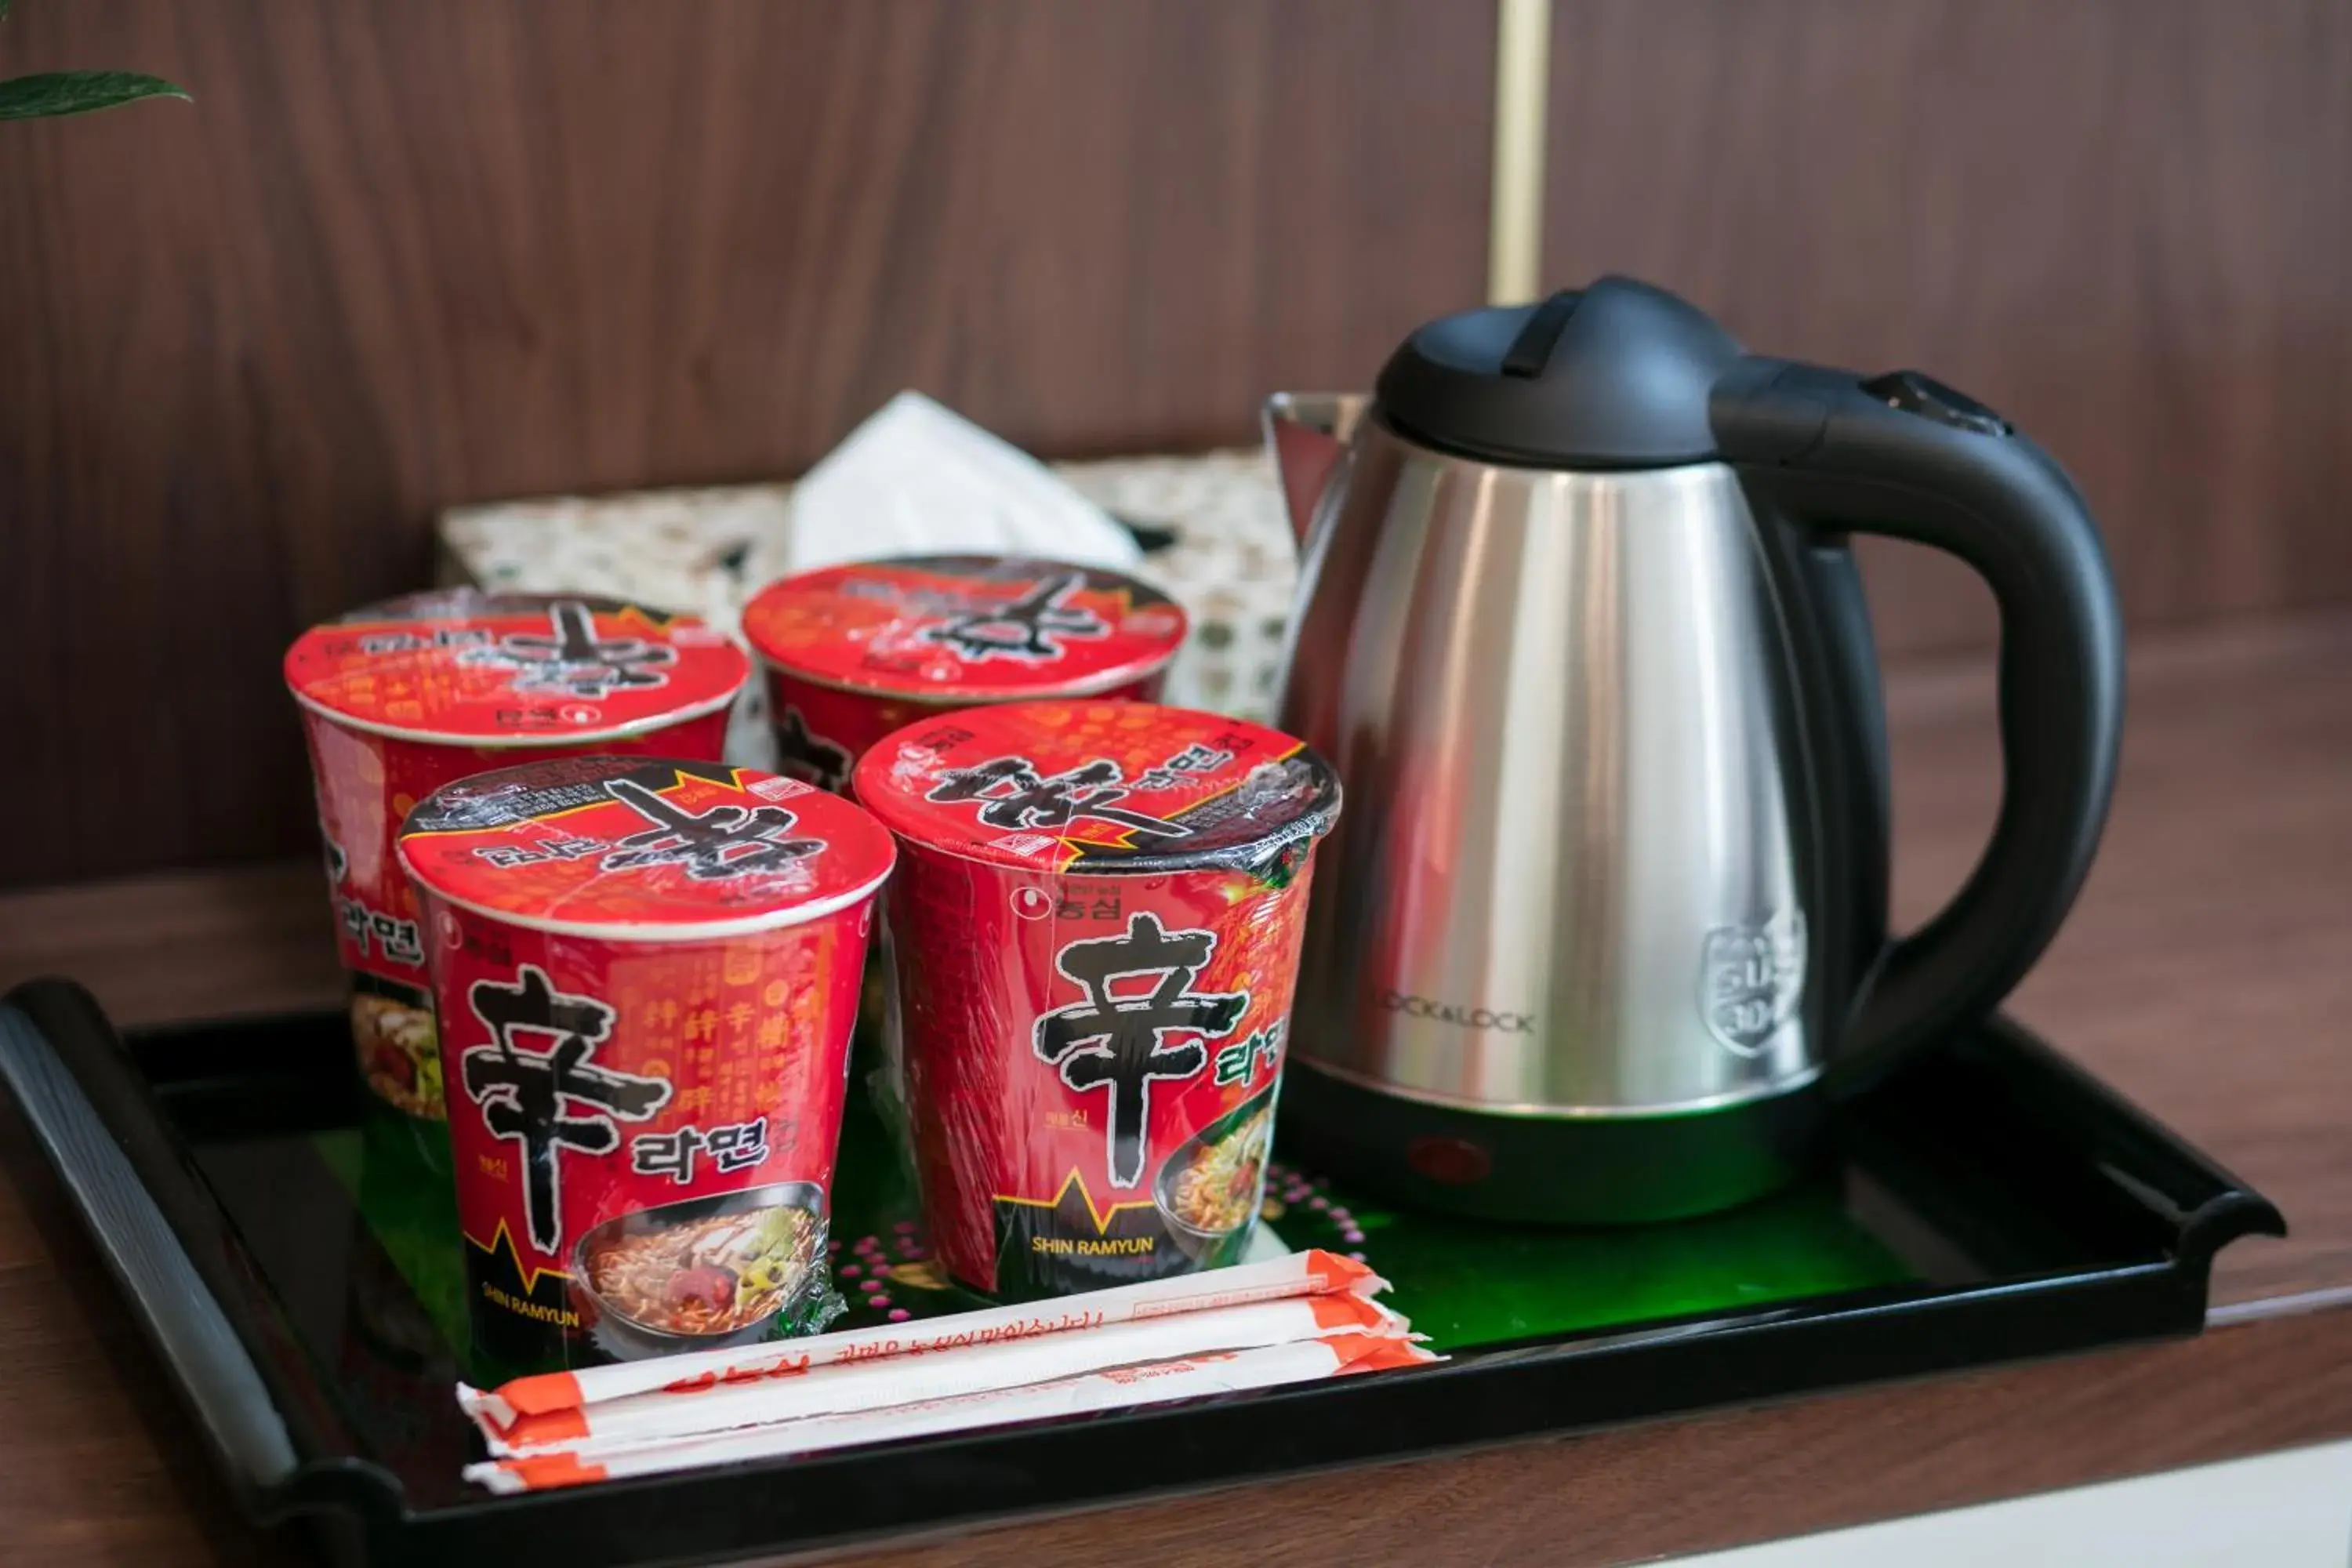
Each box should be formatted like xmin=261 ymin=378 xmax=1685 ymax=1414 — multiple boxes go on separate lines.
xmin=1374 ymin=275 xmax=1744 ymax=469
xmin=1500 ymin=290 xmax=1581 ymax=378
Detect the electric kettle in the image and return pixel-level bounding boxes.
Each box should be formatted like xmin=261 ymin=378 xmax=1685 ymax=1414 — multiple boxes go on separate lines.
xmin=1267 ymin=276 xmax=2123 ymax=1223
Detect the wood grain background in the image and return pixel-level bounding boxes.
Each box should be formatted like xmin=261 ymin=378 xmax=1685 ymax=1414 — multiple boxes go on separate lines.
xmin=1544 ymin=0 xmax=2352 ymax=653
xmin=0 ymin=0 xmax=1492 ymax=887
xmin=6 ymin=0 xmax=2352 ymax=887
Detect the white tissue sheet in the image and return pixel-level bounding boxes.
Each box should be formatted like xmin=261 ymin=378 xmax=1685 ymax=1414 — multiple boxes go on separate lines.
xmin=768 ymin=391 xmax=1145 ymax=581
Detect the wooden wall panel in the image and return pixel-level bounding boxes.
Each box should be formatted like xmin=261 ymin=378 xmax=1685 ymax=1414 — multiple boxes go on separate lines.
xmin=1542 ymin=0 xmax=2352 ymax=657
xmin=0 ymin=0 xmax=1493 ymax=888
xmin=10 ymin=0 xmax=2352 ymax=887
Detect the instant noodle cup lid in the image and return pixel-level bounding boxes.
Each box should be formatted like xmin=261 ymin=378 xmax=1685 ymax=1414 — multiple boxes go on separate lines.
xmin=397 ymin=757 xmax=896 ymax=940
xmin=285 ymin=589 xmax=750 ymax=746
xmin=851 ymin=700 xmax=1340 ymax=876
xmin=740 ymin=555 xmax=1188 ymax=702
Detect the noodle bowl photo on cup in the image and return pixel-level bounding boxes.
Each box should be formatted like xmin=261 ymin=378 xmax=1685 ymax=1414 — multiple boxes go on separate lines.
xmin=1156 ymin=1083 xmax=1279 ymax=1261
xmin=740 ymin=555 xmax=1188 ymax=796
xmin=853 ymin=701 xmax=1340 ymax=1302
xmin=397 ymin=756 xmax=894 ymax=1371
xmin=573 ymin=1181 xmax=828 ymax=1359
xmin=285 ymin=590 xmax=748 ymax=1121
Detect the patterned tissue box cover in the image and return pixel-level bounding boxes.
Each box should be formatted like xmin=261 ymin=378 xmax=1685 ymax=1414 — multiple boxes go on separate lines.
xmin=436 ymin=452 xmax=1298 ymax=769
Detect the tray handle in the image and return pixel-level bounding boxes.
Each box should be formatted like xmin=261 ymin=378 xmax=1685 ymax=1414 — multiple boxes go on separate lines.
xmin=1973 ymin=1018 xmax=2288 ymax=1271
xmin=0 ymin=997 xmax=300 ymax=1497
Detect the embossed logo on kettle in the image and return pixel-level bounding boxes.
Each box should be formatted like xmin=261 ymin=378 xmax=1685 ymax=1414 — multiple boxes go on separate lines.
xmin=1700 ymin=913 xmax=1807 ymax=1057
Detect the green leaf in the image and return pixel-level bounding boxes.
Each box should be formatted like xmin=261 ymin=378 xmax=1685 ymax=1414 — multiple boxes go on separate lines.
xmin=0 ymin=71 xmax=190 ymax=122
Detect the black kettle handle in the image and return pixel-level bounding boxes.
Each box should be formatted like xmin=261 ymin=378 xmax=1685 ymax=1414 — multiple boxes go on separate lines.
xmin=1713 ymin=358 xmax=2125 ymax=1096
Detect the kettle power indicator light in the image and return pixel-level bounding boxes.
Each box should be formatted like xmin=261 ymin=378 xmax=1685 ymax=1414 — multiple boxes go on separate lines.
xmin=1406 ymin=1137 xmax=1494 ymax=1187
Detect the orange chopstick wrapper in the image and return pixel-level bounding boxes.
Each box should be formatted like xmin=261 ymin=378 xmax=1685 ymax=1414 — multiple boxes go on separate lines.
xmin=471 ymin=1334 xmax=1428 ymax=1494
xmin=459 ymin=1248 xmax=1435 ymax=1492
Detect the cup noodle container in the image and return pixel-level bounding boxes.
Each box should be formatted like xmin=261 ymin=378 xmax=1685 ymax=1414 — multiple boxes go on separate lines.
xmin=852 ymin=701 xmax=1341 ymax=1301
xmin=739 ymin=555 xmax=1189 ymax=796
xmin=285 ymin=591 xmax=749 ymax=1120
xmin=397 ymin=757 xmax=895 ymax=1370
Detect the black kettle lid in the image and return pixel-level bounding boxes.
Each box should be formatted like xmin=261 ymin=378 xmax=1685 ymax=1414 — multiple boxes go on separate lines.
xmin=1374 ymin=276 xmax=1744 ymax=468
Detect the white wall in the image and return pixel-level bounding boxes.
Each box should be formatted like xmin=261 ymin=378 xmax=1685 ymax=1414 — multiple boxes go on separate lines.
xmin=1665 ymin=1440 xmax=2352 ymax=1568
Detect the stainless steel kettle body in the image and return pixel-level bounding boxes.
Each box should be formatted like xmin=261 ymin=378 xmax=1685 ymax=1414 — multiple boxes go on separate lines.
xmin=1268 ymin=278 xmax=2124 ymax=1222
xmin=1284 ymin=415 xmax=1816 ymax=1115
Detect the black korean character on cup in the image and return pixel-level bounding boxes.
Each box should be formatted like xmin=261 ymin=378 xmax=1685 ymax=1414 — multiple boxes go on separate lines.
xmin=706 ymin=1116 xmax=769 ymax=1174
xmin=461 ymin=966 xmax=673 ymax=1252
xmin=911 ymin=724 xmax=978 ymax=753
xmin=926 ymin=757 xmax=1190 ymax=842
xmin=774 ymin=706 xmax=855 ymax=794
xmin=371 ymin=913 xmax=426 ymax=967
xmin=1033 ymin=913 xmax=1249 ymax=1188
xmin=630 ymin=1125 xmax=710 ymax=1185
xmin=599 ymin=779 xmax=822 ymax=880
xmin=464 ymin=601 xmax=677 ymax=700
xmin=920 ymin=573 xmax=1109 ymax=662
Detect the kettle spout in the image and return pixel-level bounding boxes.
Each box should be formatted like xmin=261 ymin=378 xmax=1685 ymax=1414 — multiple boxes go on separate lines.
xmin=1263 ymin=393 xmax=1369 ymax=551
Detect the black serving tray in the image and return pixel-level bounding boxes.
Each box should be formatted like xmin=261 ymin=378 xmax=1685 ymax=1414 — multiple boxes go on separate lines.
xmin=0 ymin=978 xmax=2283 ymax=1568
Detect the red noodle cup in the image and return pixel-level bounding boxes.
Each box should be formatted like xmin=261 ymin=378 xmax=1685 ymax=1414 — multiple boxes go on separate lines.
xmin=285 ymin=591 xmax=747 ymax=1120
xmin=396 ymin=757 xmax=894 ymax=1369
xmin=852 ymin=702 xmax=1340 ymax=1301
xmin=740 ymin=555 xmax=1188 ymax=795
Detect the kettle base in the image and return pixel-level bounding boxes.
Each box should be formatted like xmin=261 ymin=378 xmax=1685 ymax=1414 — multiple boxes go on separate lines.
xmin=1276 ymin=1065 xmax=1824 ymax=1226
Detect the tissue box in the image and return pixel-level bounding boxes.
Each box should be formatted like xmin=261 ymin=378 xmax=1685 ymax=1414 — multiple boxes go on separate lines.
xmin=436 ymin=452 xmax=1298 ymax=768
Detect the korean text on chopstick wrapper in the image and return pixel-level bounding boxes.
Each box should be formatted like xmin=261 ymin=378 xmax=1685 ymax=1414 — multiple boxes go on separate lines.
xmin=459 ymin=1247 xmax=1384 ymax=1433
xmin=466 ymin=1332 xmax=1435 ymax=1494
xmin=483 ymin=1292 xmax=1406 ymax=1458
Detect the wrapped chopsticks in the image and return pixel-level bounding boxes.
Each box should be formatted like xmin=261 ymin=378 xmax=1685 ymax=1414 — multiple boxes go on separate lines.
xmin=470 ymin=1333 xmax=1430 ymax=1494
xmin=458 ymin=1248 xmax=1433 ymax=1492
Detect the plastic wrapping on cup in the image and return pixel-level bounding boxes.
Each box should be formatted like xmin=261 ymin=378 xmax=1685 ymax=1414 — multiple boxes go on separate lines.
xmin=853 ymin=702 xmax=1341 ymax=1301
xmin=398 ymin=757 xmax=895 ymax=1373
xmin=740 ymin=556 xmax=1187 ymax=795
xmin=285 ymin=591 xmax=747 ymax=1118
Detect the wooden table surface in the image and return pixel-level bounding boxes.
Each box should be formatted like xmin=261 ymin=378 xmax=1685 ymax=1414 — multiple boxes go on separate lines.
xmin=4 ymin=613 xmax=2350 ymax=1567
